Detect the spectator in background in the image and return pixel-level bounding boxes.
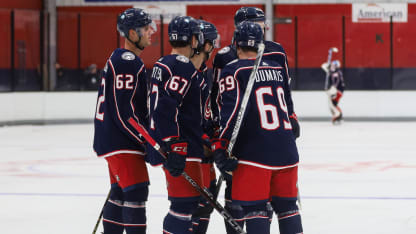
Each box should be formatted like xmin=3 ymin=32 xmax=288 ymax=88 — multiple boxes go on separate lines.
xmin=83 ymin=64 xmax=100 ymax=90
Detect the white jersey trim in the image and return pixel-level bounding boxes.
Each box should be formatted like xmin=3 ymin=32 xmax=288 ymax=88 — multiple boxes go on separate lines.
xmin=239 ymin=160 xmax=298 ymax=170
xmin=186 ymin=157 xmax=202 ymax=162
xmin=97 ymin=150 xmax=145 ymax=158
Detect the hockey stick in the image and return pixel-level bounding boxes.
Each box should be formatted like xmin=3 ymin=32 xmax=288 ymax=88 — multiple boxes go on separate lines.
xmin=323 ymin=47 xmax=338 ymax=90
xmin=227 ymin=43 xmax=265 ymax=153
xmin=92 ymin=189 xmax=111 ymax=234
xmin=213 ymin=43 xmax=266 ymax=199
xmin=127 ymin=118 xmax=246 ymax=234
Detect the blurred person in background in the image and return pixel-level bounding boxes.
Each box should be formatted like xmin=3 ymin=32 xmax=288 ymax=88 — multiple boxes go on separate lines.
xmin=322 ymin=60 xmax=345 ymax=125
xmin=83 ymin=63 xmax=100 ymax=91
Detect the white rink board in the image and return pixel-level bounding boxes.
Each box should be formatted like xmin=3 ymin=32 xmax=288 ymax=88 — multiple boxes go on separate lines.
xmin=0 ymin=91 xmax=415 ymax=124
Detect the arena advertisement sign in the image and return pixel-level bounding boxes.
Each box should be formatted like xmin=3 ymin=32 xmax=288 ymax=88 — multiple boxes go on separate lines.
xmin=352 ymin=3 xmax=408 ymax=23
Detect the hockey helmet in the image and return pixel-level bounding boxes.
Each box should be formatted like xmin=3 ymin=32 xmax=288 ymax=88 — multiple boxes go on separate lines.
xmin=234 ymin=7 xmax=265 ymax=26
xmin=199 ymin=20 xmax=220 ymax=49
xmin=234 ymin=21 xmax=263 ymax=49
xmin=330 ymin=60 xmax=341 ymax=71
xmin=117 ymin=8 xmax=156 ymax=38
xmin=168 ymin=16 xmax=204 ymax=46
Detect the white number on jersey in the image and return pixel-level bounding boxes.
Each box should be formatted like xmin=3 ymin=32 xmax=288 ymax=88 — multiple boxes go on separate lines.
xmin=255 ymin=86 xmax=292 ymax=130
xmin=168 ymin=76 xmax=188 ymax=94
xmin=149 ymin=84 xmax=159 ymax=130
xmin=219 ymin=76 xmax=235 ymax=93
xmin=95 ymin=78 xmax=106 ymax=121
xmin=115 ymin=74 xmax=134 ymax=90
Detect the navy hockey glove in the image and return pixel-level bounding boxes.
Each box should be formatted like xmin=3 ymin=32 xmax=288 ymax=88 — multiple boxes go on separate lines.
xmin=164 ymin=138 xmax=187 ymax=177
xmin=211 ymin=138 xmax=238 ymax=181
xmin=289 ymin=113 xmax=300 ymax=139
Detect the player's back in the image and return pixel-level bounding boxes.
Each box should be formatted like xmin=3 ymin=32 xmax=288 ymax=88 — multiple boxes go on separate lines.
xmin=148 ymin=54 xmax=204 ymax=164
xmin=219 ymin=58 xmax=299 ymax=168
xmin=93 ymin=48 xmax=147 ymax=157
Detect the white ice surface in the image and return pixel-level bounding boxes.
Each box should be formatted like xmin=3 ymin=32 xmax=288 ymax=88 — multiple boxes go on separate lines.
xmin=1 ymin=121 xmax=416 ymax=234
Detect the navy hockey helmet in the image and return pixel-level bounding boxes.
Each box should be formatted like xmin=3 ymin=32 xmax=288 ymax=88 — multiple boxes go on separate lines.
xmin=199 ymin=20 xmax=220 ymax=48
xmin=117 ymin=8 xmax=156 ymax=38
xmin=234 ymin=21 xmax=263 ymax=49
xmin=168 ymin=16 xmax=204 ymax=46
xmin=234 ymin=7 xmax=265 ymax=26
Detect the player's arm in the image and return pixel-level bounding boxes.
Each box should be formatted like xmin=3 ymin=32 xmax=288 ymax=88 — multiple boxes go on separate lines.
xmin=217 ymin=69 xmax=240 ymax=142
xmin=211 ymin=61 xmax=222 ymax=127
xmin=107 ymin=57 xmax=146 ymax=144
xmin=277 ymin=45 xmax=300 ymax=138
xmin=281 ymin=64 xmax=300 ymax=138
xmin=211 ymin=67 xmax=239 ymax=177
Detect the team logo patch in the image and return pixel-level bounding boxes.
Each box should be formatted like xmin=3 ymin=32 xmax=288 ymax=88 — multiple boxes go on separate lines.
xmin=218 ymin=46 xmax=230 ymax=54
xmin=121 ymin=52 xmax=135 ymax=61
xmin=176 ymin=55 xmax=189 ymax=63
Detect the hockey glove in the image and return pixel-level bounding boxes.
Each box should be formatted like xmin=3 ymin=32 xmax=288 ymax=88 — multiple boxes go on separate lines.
xmin=289 ymin=113 xmax=300 ymax=139
xmin=163 ymin=138 xmax=187 ymax=177
xmin=211 ymin=138 xmax=238 ymax=181
xmin=201 ymin=134 xmax=214 ymax=163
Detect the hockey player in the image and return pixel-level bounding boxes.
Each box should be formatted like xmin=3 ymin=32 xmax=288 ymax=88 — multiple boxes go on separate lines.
xmin=213 ymin=21 xmax=303 ymax=234
xmin=322 ymin=60 xmax=345 ymax=124
xmin=211 ymin=6 xmax=300 ymax=233
xmin=93 ymin=8 xmax=156 ymax=234
xmin=147 ymin=16 xmax=206 ymax=233
xmin=189 ymin=20 xmax=221 ymax=234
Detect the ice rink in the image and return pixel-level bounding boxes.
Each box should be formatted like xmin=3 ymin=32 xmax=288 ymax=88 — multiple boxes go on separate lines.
xmin=1 ymin=121 xmax=416 ymax=234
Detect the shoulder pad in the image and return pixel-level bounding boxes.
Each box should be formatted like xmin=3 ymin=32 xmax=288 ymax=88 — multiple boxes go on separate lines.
xmin=121 ymin=51 xmax=136 ymax=61
xmin=218 ymin=46 xmax=231 ymax=55
xmin=176 ymin=55 xmax=189 ymax=63
xmin=265 ymin=40 xmax=285 ymax=53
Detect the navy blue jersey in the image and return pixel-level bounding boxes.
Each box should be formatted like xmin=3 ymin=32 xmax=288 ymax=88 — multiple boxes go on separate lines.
xmin=198 ymin=62 xmax=215 ymax=136
xmin=93 ymin=48 xmax=148 ymax=158
xmin=218 ymin=58 xmax=299 ymax=168
xmin=329 ymin=69 xmax=345 ymax=93
xmin=212 ymin=41 xmax=296 ymax=125
xmin=148 ymin=54 xmax=204 ymax=165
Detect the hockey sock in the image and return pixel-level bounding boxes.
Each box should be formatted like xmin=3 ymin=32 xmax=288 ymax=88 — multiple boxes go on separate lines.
xmin=224 ymin=180 xmax=244 ymax=234
xmin=122 ymin=186 xmax=148 ymax=234
xmin=103 ymin=184 xmax=124 ymax=234
xmin=224 ymin=201 xmax=245 ymax=234
xmin=266 ymin=202 xmax=274 ymax=223
xmin=192 ymin=202 xmax=211 ymax=234
xmin=271 ymin=198 xmax=303 ymax=234
xmin=192 ymin=179 xmax=216 ymax=234
xmin=242 ymin=203 xmax=270 ymax=234
xmin=192 ymin=216 xmax=209 ymax=234
xmin=163 ymin=201 xmax=199 ymax=233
